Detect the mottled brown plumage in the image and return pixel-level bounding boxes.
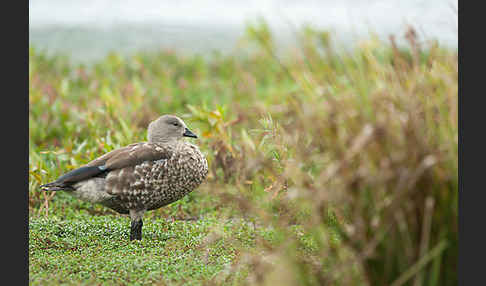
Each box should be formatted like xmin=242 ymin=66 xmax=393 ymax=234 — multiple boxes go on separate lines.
xmin=40 ymin=115 xmax=208 ymax=240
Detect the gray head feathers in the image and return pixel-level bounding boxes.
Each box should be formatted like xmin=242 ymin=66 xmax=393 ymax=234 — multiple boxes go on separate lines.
xmin=147 ymin=115 xmax=197 ymax=143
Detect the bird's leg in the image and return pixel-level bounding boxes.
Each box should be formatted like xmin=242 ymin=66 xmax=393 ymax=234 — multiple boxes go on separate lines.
xmin=129 ymin=209 xmax=145 ymax=241
xmin=130 ymin=219 xmax=143 ymax=241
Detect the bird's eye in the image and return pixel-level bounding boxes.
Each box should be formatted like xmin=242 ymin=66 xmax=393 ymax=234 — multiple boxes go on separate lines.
xmin=172 ymin=122 xmax=179 ymax=126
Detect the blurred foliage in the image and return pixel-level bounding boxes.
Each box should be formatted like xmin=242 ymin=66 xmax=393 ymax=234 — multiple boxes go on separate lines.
xmin=29 ymin=22 xmax=457 ymax=286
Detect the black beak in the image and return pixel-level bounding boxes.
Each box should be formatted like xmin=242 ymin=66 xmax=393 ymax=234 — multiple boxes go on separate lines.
xmin=183 ymin=128 xmax=198 ymax=138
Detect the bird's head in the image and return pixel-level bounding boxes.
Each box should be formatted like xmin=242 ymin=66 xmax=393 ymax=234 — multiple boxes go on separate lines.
xmin=147 ymin=114 xmax=197 ymax=143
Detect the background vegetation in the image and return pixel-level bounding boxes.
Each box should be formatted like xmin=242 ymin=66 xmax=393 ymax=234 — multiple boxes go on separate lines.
xmin=29 ymin=22 xmax=458 ymax=285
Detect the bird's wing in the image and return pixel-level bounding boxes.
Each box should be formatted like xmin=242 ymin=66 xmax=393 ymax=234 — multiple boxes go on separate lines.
xmin=98 ymin=143 xmax=171 ymax=170
xmin=83 ymin=142 xmax=141 ymax=167
xmin=41 ymin=142 xmax=171 ymax=190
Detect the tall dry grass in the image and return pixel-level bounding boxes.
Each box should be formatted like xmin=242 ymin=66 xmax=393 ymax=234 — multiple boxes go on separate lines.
xmin=192 ymin=24 xmax=457 ymax=286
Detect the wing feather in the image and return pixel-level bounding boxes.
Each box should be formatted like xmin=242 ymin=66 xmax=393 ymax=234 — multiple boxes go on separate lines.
xmin=41 ymin=142 xmax=171 ymax=191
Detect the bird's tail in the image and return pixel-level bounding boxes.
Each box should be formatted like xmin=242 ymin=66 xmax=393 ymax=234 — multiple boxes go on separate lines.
xmin=40 ymin=165 xmax=106 ymax=192
xmin=39 ymin=182 xmax=74 ymax=192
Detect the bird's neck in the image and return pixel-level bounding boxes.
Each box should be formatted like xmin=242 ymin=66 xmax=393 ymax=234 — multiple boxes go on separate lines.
xmin=149 ymin=138 xmax=182 ymax=145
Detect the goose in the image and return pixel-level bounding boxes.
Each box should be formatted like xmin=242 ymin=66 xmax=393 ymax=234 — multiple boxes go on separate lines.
xmin=40 ymin=114 xmax=208 ymax=240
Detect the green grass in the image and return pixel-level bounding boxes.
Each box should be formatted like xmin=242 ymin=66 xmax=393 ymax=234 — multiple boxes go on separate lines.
xmin=29 ymin=213 xmax=255 ymax=285
xmin=29 ymin=22 xmax=457 ymax=285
